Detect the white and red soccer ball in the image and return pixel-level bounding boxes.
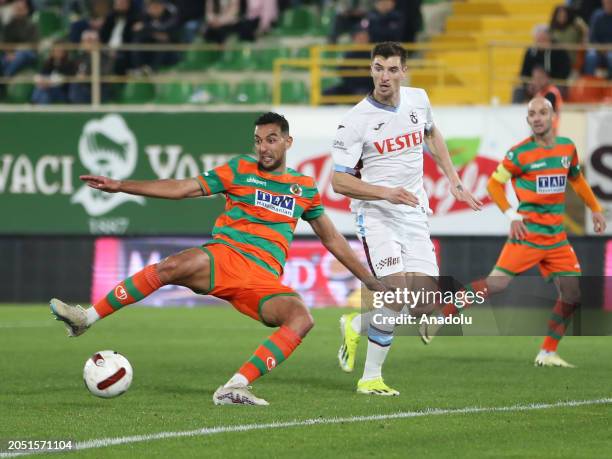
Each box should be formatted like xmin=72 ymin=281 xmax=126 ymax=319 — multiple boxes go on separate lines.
xmin=83 ymin=350 xmax=133 ymax=398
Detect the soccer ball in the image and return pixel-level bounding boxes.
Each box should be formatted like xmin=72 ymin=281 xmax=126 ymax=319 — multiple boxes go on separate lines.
xmin=83 ymin=350 xmax=133 ymax=398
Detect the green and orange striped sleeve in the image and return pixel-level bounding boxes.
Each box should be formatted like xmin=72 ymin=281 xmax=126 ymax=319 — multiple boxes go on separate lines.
xmin=196 ymin=160 xmax=236 ymax=196
xmin=302 ymin=186 xmax=325 ymax=221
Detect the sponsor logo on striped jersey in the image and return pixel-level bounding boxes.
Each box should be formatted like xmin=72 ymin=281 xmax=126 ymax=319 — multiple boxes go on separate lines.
xmin=255 ymin=190 xmax=295 ymax=217
xmin=536 ymin=175 xmax=566 ymax=194
xmin=246 ymin=176 xmax=267 ymax=186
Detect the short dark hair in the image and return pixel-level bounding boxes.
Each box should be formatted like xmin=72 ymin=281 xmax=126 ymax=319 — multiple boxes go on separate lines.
xmin=254 ymin=112 xmax=289 ymax=135
xmin=371 ymin=42 xmax=407 ymax=66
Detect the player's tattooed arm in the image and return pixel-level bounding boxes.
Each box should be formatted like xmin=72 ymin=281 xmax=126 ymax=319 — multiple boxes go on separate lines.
xmin=79 ymin=175 xmax=204 ymax=199
xmin=309 ymin=214 xmax=385 ymax=292
xmin=331 ymin=172 xmax=419 ymax=206
xmin=425 ymin=125 xmax=483 ymax=211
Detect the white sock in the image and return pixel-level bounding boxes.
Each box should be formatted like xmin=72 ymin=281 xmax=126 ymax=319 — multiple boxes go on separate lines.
xmin=85 ymin=307 xmax=100 ymax=326
xmin=224 ymin=373 xmax=248 ymax=388
xmin=350 ymin=310 xmax=375 ymax=334
xmin=361 ymin=307 xmax=398 ymax=380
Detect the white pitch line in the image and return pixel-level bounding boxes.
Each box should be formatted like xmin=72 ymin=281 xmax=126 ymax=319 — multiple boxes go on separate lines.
xmin=1 ymin=398 xmax=611 ymax=458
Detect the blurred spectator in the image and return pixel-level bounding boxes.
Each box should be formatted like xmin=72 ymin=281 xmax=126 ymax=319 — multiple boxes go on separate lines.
xmin=172 ymin=0 xmax=205 ymax=42
xmin=367 ymin=0 xmax=404 ymax=43
xmin=132 ymin=0 xmax=180 ymax=71
xmin=513 ymin=25 xmax=571 ymax=102
xmin=549 ymin=4 xmax=588 ymax=68
xmin=530 ymin=66 xmax=563 ymax=133
xmin=531 ymin=66 xmax=563 ymax=115
xmin=324 ymin=24 xmax=373 ymax=97
xmin=69 ymin=29 xmax=114 ymax=103
xmin=394 ymin=0 xmax=422 ymax=43
xmin=568 ymin=0 xmax=602 ymax=23
xmin=0 ymin=0 xmax=38 ymax=77
xmin=244 ymin=0 xmax=278 ymax=37
xmin=1 ymin=0 xmax=15 ymax=26
xmin=203 ymin=0 xmax=267 ymax=43
xmin=31 ymin=43 xmax=77 ymax=104
xmin=204 ymin=0 xmax=240 ymax=44
xmin=328 ymin=0 xmax=369 ymax=44
xmin=583 ymin=0 xmax=612 ymax=78
xmin=100 ymin=0 xmax=138 ymax=74
xmin=69 ymin=0 xmax=111 ymax=43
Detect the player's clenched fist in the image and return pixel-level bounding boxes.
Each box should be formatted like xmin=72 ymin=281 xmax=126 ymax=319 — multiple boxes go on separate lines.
xmin=80 ymin=175 xmax=121 ymax=193
xmin=384 ymin=187 xmax=419 ymax=206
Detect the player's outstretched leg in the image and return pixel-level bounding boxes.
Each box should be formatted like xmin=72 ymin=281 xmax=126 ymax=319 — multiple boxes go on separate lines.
xmin=214 ymin=296 xmax=313 ymax=406
xmin=49 ymin=248 xmax=209 ymax=337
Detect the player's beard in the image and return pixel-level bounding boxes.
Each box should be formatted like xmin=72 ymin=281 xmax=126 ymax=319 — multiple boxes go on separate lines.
xmin=258 ymin=156 xmax=283 ymax=172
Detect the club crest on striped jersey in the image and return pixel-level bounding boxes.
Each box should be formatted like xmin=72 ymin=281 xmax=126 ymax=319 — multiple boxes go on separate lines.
xmin=255 ymin=190 xmax=295 ymax=217
xmin=561 ymin=156 xmax=570 ymax=168
xmin=266 ymin=357 xmax=276 ymax=370
xmin=536 ymin=175 xmax=566 ymax=194
xmin=115 ymin=285 xmax=128 ymax=301
xmin=290 ymin=184 xmax=302 ymax=196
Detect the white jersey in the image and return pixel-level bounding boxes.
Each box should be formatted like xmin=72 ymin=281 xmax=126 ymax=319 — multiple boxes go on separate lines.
xmin=331 ymin=86 xmax=434 ymax=222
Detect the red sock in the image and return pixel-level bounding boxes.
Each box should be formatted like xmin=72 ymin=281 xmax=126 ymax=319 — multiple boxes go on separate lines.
xmin=237 ymin=326 xmax=302 ymax=384
xmin=93 ymin=265 xmax=164 ymax=318
xmin=541 ymin=300 xmax=578 ymax=352
xmin=442 ymin=279 xmax=489 ymax=317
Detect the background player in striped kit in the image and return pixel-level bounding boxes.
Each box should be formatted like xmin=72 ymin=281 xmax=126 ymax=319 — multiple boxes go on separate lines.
xmin=420 ymin=97 xmax=606 ymax=368
xmin=50 ymin=112 xmax=384 ymax=406
xmin=331 ymin=42 xmax=482 ymax=396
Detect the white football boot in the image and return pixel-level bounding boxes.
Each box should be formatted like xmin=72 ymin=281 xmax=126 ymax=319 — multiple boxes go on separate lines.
xmin=49 ymin=298 xmax=90 ymax=337
xmin=213 ymin=384 xmax=269 ymax=406
xmin=534 ymin=351 xmax=576 ymax=368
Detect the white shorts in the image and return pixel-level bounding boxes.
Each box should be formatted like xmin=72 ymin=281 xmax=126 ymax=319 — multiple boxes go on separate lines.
xmin=355 ymin=213 xmax=439 ymax=278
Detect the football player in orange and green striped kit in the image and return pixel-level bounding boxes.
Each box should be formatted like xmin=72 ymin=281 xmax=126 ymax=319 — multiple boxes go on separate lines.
xmin=420 ymin=97 xmax=606 ymax=367
xmin=50 ymin=112 xmax=384 ymax=405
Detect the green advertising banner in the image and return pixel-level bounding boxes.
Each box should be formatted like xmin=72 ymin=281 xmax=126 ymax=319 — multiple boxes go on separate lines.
xmin=0 ymin=111 xmax=259 ymax=234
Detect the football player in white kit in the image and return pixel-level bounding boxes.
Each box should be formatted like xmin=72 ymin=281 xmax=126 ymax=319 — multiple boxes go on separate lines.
xmin=332 ymin=42 xmax=482 ymax=395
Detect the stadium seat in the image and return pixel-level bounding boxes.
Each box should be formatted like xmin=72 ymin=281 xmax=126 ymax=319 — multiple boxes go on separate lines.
xmin=212 ymin=47 xmax=255 ymax=71
xmin=5 ymin=82 xmax=34 ymax=103
xmin=178 ymin=48 xmax=220 ymax=71
xmin=273 ymin=6 xmax=315 ymax=36
xmin=119 ymin=82 xmax=155 ymax=104
xmin=34 ymin=9 xmax=65 ymax=39
xmin=313 ymin=4 xmax=335 ymax=36
xmin=280 ymin=80 xmax=309 ymax=104
xmin=568 ymin=76 xmax=607 ymax=103
xmin=192 ymin=81 xmax=231 ymax=104
xmin=254 ymin=47 xmax=291 ymax=71
xmin=155 ymin=82 xmax=193 ymax=104
xmin=232 ymin=81 xmax=271 ymax=104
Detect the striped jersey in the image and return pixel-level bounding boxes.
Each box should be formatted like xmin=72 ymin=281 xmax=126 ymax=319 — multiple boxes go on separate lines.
xmin=196 ymin=155 xmax=325 ymax=277
xmin=502 ymin=136 xmax=580 ymax=249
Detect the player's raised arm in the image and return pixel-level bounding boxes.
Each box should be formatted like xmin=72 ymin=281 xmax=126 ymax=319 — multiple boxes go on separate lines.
xmin=80 ymin=175 xmax=204 ymax=200
xmin=308 ymin=213 xmax=385 ymax=292
xmin=425 ymin=125 xmax=483 ymax=211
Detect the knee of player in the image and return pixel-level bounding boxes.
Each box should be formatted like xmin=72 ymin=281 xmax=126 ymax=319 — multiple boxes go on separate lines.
xmin=560 ymin=289 xmax=581 ymax=305
xmin=156 ymin=256 xmax=182 ymax=283
xmin=292 ymin=309 xmax=314 ymax=336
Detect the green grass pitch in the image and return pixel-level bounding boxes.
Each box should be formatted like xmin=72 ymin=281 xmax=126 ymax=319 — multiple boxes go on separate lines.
xmin=1 ymin=305 xmax=611 ymax=458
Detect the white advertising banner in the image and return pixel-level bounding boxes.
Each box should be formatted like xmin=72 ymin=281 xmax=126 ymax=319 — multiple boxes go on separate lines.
xmin=279 ymin=106 xmax=531 ymax=235
xmin=585 ymin=109 xmax=612 ymax=236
